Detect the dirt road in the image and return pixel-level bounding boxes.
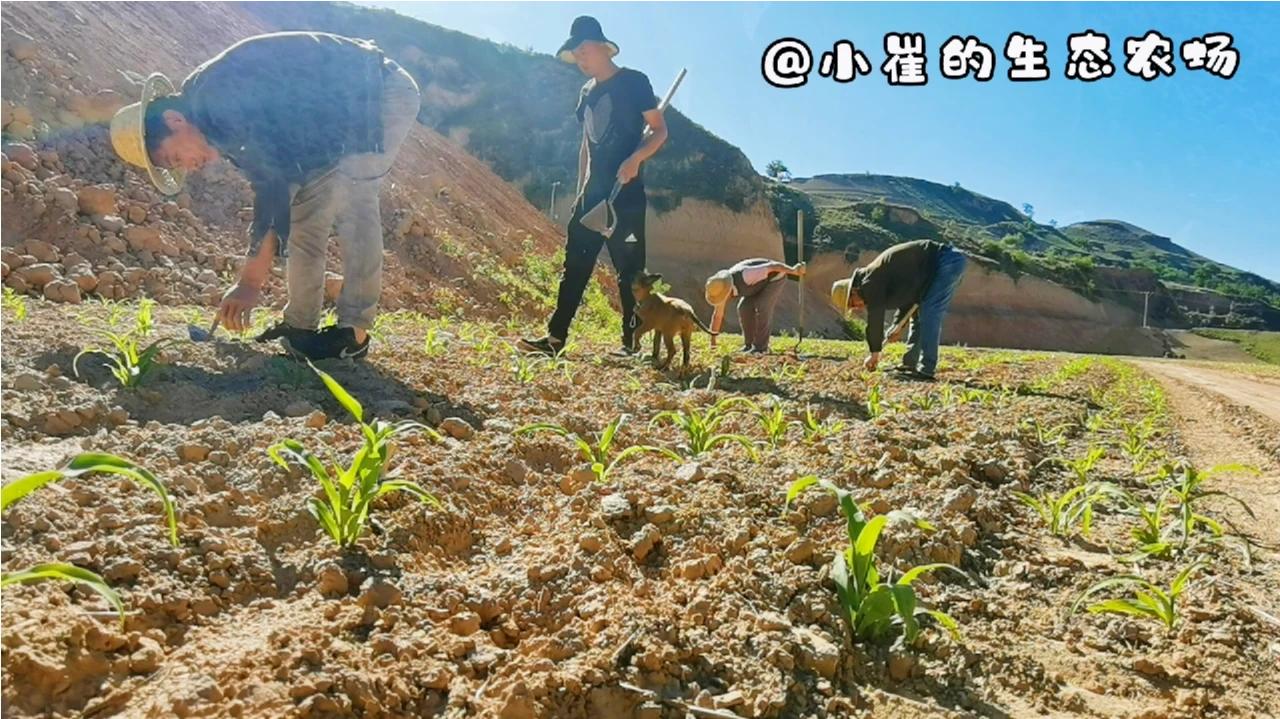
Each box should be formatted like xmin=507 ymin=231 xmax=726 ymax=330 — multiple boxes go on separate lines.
xmin=1132 ymin=359 xmax=1280 ymax=554
xmin=1133 ymin=359 xmax=1280 ymax=424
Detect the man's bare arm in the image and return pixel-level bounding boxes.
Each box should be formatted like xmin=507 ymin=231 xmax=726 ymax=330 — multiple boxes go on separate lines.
xmin=217 ymin=231 xmax=275 ymax=332
xmin=617 ymin=109 xmax=669 ymax=184
xmin=576 ymin=134 xmax=589 ymax=197
xmin=632 ymin=108 xmax=669 ymax=163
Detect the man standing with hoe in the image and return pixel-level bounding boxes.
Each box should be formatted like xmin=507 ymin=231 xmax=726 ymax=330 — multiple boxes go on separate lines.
xmin=520 ymin=16 xmax=669 ymax=357
xmin=109 ymin=32 xmax=420 ymax=360
xmin=831 ymin=239 xmax=967 ymax=381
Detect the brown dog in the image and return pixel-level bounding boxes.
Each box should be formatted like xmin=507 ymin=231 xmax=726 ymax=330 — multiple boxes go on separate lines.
xmin=631 ymin=271 xmax=718 ymax=369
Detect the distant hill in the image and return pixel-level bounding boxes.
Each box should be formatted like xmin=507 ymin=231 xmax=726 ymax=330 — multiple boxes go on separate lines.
xmin=243 ymin=2 xmax=767 ymax=217
xmin=780 ymin=173 xmax=1280 ymax=328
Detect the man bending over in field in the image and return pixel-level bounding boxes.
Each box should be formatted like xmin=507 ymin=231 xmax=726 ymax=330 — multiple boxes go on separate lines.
xmin=110 ymin=32 xmax=420 ymax=360
xmin=831 ymin=240 xmax=967 ymax=381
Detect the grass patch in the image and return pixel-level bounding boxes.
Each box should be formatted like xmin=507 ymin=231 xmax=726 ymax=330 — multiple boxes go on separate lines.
xmin=1190 ymin=328 xmax=1280 ymax=366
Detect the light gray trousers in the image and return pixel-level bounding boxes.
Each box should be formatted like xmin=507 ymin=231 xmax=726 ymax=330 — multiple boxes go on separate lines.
xmin=283 ymin=64 xmax=420 ymax=330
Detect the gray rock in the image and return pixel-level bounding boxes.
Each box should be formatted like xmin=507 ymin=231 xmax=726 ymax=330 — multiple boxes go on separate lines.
xmin=440 ymin=416 xmax=474 ymax=440
xmin=358 ymin=577 xmax=402 ymax=608
xmin=601 ymin=493 xmax=632 ymax=520
xmin=283 ymin=400 xmax=314 ymax=418
xmin=675 ymin=463 xmax=704 ymax=483
xmin=11 ymin=372 xmax=42 ymax=392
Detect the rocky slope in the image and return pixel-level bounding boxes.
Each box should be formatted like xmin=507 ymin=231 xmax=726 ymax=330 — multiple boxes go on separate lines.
xmin=1 ymin=1 xmax=584 ymax=326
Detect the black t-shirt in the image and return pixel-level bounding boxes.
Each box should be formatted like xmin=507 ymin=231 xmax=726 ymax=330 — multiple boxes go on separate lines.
xmin=576 ymin=68 xmax=657 ymax=211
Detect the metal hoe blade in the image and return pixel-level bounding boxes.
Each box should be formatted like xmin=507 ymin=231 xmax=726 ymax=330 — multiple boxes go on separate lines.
xmin=188 ymin=318 xmax=219 ymax=343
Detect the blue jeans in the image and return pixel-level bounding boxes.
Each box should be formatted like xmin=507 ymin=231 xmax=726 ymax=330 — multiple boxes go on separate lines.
xmin=902 ymin=246 xmax=966 ymax=375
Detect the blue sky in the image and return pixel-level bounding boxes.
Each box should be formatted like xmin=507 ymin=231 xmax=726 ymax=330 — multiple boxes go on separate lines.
xmin=362 ymin=2 xmax=1279 ymax=282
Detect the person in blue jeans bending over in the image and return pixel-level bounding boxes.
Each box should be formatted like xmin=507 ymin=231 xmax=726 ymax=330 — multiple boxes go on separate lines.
xmin=830 ymin=240 xmax=967 ymax=381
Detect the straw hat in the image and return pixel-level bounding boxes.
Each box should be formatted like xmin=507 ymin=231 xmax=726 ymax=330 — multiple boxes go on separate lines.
xmin=705 ymin=270 xmax=734 ymax=307
xmin=109 ymin=73 xmax=186 ymax=196
xmin=830 ymin=278 xmax=854 ymax=314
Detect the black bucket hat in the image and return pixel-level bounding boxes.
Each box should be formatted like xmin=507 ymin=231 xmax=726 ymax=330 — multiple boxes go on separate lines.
xmin=557 ymin=16 xmax=619 ymax=63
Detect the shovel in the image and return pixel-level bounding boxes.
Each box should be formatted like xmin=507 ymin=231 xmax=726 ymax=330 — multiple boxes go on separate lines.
xmin=580 ymin=68 xmax=688 ymax=238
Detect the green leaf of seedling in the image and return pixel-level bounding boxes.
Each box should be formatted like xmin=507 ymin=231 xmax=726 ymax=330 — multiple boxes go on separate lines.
xmin=310 ymin=362 xmax=363 ymax=423
xmin=1 ymin=563 xmax=126 ymax=627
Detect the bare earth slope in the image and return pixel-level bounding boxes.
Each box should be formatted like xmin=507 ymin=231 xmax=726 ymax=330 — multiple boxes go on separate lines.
xmin=2 ymin=1 xmax=581 ymax=324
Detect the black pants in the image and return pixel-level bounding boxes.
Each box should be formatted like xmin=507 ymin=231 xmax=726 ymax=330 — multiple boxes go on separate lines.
xmin=548 ymin=202 xmax=647 ymax=345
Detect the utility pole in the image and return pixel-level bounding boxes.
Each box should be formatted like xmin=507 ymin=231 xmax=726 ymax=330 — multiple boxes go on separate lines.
xmin=549 ymin=181 xmax=561 ymax=220
xmin=797 ymin=210 xmax=805 ymax=343
xmin=1142 ymin=291 xmax=1150 ymax=329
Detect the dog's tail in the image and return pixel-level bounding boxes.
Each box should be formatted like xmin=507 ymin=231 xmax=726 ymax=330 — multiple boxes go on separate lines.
xmin=693 ymin=312 xmax=719 ymax=336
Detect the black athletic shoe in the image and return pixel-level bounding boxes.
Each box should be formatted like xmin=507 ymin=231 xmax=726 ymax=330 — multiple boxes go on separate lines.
xmin=608 ymin=345 xmax=638 ymax=358
xmin=282 ymin=326 xmax=370 ymax=361
xmin=517 ymin=335 xmax=564 ymax=356
xmin=255 ymin=321 xmax=315 ymax=344
xmin=894 ymin=367 xmax=936 ymax=382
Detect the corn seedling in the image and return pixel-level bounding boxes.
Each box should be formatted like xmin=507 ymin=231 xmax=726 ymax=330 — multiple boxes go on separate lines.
xmin=910 ymin=392 xmax=939 ymax=412
xmin=2 ymin=452 xmax=178 ymax=546
xmin=74 ymin=300 xmax=170 ymax=388
xmin=1013 ymin=481 xmax=1124 ymax=539
xmin=792 ymin=405 xmax=846 ymax=444
xmin=1126 ymin=497 xmax=1177 ymax=561
xmin=3 ymin=286 xmax=28 ymax=321
xmin=134 ymin=297 xmax=156 ymax=337
xmin=515 ymin=415 xmax=679 ymax=482
xmin=1088 ymin=384 xmax=1108 ymax=407
xmin=1159 ymin=462 xmax=1258 ymax=551
xmin=751 ymin=400 xmax=791 ymax=448
xmin=1058 ymin=446 xmax=1107 ymax=485
xmin=937 ymin=384 xmax=957 ymax=406
xmin=769 ymin=363 xmax=806 ymax=384
xmin=509 ymin=345 xmax=572 ymax=384
xmin=1 ymin=563 xmax=125 ymax=626
xmin=422 ymin=326 xmax=449 ymax=357
xmin=368 ymin=310 xmax=429 ymax=342
xmin=1085 ymin=411 xmax=1114 ymax=435
xmin=230 ymin=308 xmax=276 ymax=341
xmin=2 ymin=453 xmax=178 ymax=627
xmin=1071 ymin=561 xmax=1205 ymax=631
xmin=866 ymin=383 xmax=885 ymax=419
xmin=90 ymin=297 xmax=130 ymax=330
xmin=786 ymin=476 xmax=962 ymax=643
xmin=1028 ymin=357 xmax=1096 ymax=393
xmin=74 ymin=330 xmax=171 ymax=388
xmin=269 ymin=364 xmax=442 ymax=547
xmin=1021 ymin=419 xmax=1072 ymax=448
xmin=651 ymin=397 xmax=758 ymax=460
xmin=1118 ymin=433 xmax=1161 ymax=475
